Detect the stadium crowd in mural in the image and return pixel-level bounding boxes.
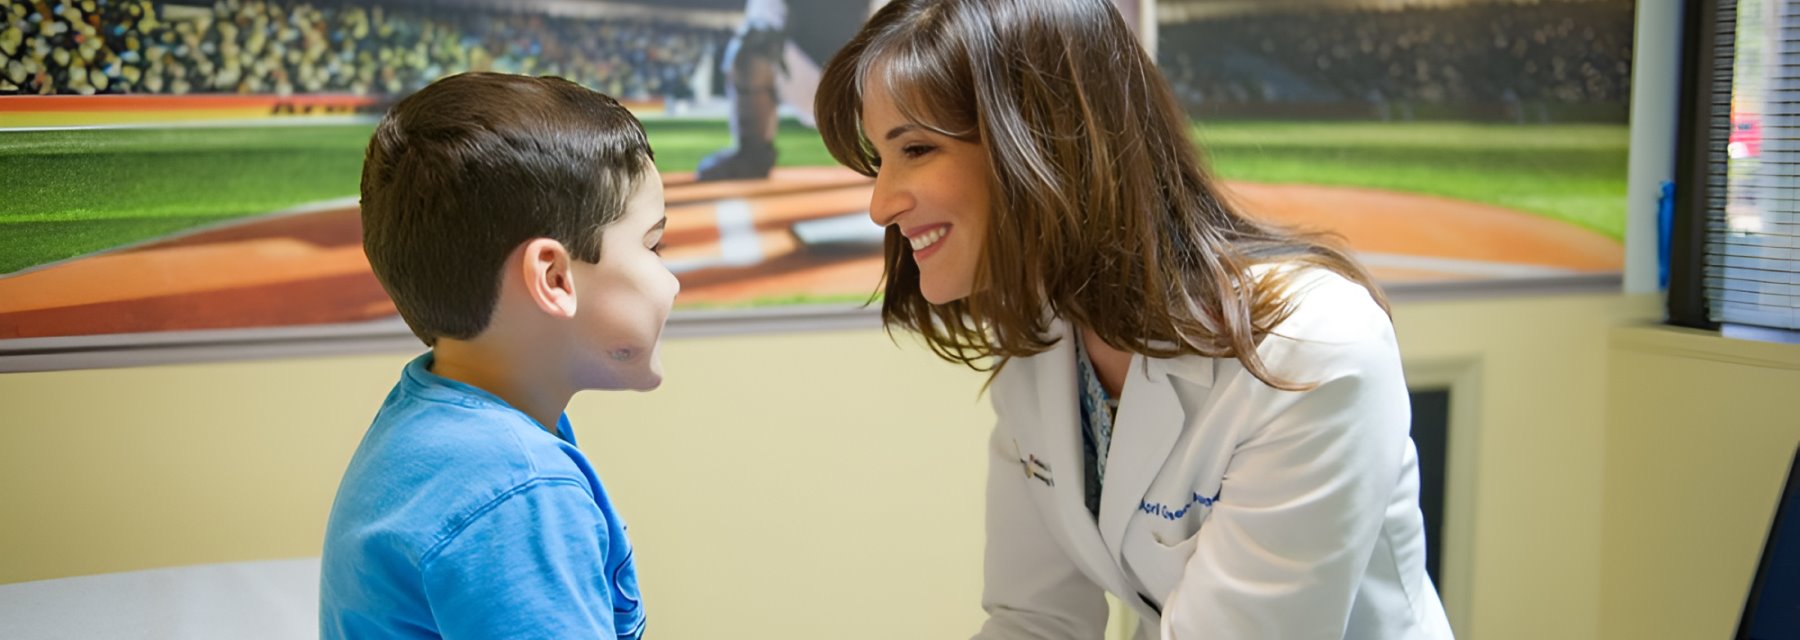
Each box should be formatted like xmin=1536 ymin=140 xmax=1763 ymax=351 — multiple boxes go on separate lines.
xmin=0 ymin=0 xmax=728 ymax=99
xmin=1158 ymin=1 xmax=1634 ymax=119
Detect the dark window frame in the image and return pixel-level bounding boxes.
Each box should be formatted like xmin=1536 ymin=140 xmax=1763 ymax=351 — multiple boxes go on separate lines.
xmin=1669 ymin=0 xmax=1723 ymax=330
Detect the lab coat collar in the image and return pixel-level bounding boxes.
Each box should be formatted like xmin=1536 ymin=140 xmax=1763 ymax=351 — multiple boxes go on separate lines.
xmin=1142 ymin=342 xmax=1216 ymax=389
xmin=1034 ymin=321 xmax=1135 ymax=598
xmin=1030 ymin=320 xmax=1217 ymax=603
xmin=1097 ymin=351 xmax=1189 ymax=564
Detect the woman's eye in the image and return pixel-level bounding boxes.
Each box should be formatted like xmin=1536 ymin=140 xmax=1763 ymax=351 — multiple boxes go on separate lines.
xmin=902 ymin=144 xmax=934 ymax=159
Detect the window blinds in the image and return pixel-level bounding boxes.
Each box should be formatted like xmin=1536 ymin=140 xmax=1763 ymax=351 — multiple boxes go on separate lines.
xmin=1711 ymin=0 xmax=1800 ymax=331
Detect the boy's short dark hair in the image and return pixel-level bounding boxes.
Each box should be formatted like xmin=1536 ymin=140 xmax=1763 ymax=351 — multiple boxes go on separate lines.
xmin=360 ymin=72 xmax=655 ymax=346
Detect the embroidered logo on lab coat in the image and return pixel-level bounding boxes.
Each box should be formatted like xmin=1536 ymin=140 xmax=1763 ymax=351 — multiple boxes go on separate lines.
xmin=1138 ymin=491 xmax=1219 ymax=521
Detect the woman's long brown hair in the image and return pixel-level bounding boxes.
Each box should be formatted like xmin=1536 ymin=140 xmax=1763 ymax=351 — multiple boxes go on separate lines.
xmin=815 ymin=0 xmax=1388 ymax=390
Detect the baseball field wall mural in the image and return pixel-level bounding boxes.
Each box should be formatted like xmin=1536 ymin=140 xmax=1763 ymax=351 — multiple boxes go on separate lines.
xmin=0 ymin=0 xmax=1630 ymax=365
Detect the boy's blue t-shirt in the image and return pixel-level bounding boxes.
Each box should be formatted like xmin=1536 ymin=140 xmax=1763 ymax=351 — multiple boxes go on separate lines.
xmin=320 ymin=353 xmax=645 ymax=639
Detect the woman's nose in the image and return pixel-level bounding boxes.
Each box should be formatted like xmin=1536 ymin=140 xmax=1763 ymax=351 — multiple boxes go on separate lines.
xmin=867 ymin=170 xmax=908 ymax=228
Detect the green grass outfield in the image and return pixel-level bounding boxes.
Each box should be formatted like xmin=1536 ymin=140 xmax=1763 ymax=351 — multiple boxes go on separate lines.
xmin=0 ymin=119 xmax=1626 ymax=277
xmin=1195 ymin=121 xmax=1628 ymax=240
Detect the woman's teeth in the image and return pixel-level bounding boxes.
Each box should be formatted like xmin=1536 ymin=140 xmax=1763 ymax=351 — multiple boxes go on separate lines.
xmin=910 ymin=227 xmax=947 ymax=251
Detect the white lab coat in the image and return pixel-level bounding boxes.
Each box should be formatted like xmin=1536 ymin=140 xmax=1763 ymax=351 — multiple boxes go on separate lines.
xmin=974 ymin=268 xmax=1454 ymax=640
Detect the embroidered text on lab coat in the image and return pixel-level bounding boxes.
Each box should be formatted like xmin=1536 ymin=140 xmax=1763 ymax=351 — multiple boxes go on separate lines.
xmin=1139 ymin=491 xmax=1219 ymax=521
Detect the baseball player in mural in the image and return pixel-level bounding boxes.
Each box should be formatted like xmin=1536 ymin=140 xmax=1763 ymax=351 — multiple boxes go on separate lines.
xmin=697 ymin=0 xmax=1145 ymax=181
xmin=695 ymin=0 xmax=874 ymax=181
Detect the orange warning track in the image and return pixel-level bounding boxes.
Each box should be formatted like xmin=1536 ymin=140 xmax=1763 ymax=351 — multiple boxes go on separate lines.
xmin=1221 ymin=183 xmax=1621 ymax=269
xmin=0 ymin=167 xmax=1622 ymax=340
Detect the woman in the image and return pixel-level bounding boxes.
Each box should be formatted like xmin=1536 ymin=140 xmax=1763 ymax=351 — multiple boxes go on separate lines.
xmin=815 ymin=0 xmax=1454 ymax=638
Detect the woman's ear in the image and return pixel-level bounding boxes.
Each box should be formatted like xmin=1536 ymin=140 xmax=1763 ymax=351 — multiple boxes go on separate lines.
xmin=519 ymin=237 xmax=578 ymax=318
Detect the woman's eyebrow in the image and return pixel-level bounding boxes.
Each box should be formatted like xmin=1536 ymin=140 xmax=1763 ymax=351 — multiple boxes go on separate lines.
xmin=884 ymin=124 xmax=920 ymax=141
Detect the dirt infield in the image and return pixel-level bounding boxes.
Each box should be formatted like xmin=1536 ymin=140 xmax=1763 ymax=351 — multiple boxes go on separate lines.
xmin=0 ymin=167 xmax=1621 ymax=340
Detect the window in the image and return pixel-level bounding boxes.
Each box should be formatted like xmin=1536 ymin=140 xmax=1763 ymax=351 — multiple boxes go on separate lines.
xmin=1672 ymin=0 xmax=1800 ymax=341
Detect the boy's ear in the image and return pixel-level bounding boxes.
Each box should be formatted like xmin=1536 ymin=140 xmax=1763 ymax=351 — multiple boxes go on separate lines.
xmin=519 ymin=238 xmax=578 ymax=319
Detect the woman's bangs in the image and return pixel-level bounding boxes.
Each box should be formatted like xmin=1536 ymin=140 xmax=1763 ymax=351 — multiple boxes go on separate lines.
xmin=859 ymin=41 xmax=974 ymax=142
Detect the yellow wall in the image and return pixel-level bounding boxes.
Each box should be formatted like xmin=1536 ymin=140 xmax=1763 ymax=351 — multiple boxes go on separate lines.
xmin=1600 ymin=327 xmax=1800 ymax=640
xmin=1 ymin=353 xmax=405 ymax=582
xmin=9 ymin=291 xmax=1783 ymax=640
xmin=1388 ymin=291 xmax=1656 ymax=639
xmin=0 ymin=330 xmax=994 ymax=638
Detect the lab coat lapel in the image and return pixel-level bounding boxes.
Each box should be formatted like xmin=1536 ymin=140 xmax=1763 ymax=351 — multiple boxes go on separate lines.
xmin=1097 ymin=355 xmax=1187 ymax=560
xmin=1032 ymin=322 xmax=1133 ymax=595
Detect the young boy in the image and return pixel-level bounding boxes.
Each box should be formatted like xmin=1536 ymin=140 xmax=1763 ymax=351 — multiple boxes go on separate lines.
xmin=319 ymin=72 xmax=677 ymax=639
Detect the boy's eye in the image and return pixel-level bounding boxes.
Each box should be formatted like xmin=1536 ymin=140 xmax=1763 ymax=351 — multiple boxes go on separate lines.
xmin=650 ymin=241 xmax=666 ymax=255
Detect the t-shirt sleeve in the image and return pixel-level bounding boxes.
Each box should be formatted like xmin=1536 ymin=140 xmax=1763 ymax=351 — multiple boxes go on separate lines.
xmin=420 ymin=479 xmax=635 ymax=639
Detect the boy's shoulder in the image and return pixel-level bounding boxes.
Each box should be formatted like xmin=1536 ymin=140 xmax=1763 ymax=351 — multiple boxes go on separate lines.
xmin=329 ymin=357 xmax=604 ymax=553
xmin=321 ymin=357 xmax=638 ymax=638
xmin=373 ymin=388 xmax=584 ymax=484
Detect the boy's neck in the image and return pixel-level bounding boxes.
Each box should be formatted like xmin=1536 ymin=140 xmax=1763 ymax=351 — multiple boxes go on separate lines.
xmin=429 ymin=339 xmax=573 ymax=437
